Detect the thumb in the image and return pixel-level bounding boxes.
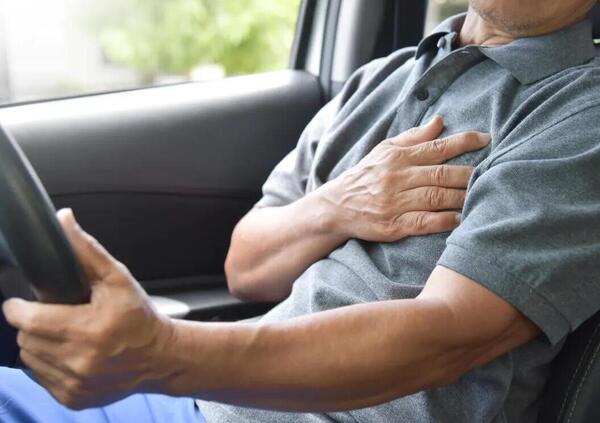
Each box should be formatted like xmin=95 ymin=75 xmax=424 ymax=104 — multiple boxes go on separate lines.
xmin=391 ymin=115 xmax=445 ymax=147
xmin=57 ymin=208 xmax=115 ymax=283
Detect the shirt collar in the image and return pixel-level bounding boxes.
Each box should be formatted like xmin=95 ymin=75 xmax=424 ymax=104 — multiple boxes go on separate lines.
xmin=415 ymin=14 xmax=597 ymax=85
xmin=415 ymin=14 xmax=464 ymax=59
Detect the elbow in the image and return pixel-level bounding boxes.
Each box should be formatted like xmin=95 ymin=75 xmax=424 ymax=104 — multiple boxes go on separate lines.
xmin=226 ymin=274 xmax=283 ymax=304
xmin=226 ymin=271 xmax=260 ymax=303
xmin=224 ymin=226 xmax=262 ymax=302
xmin=224 ymin=221 xmax=262 ymax=302
xmin=224 ymin=254 xmax=254 ymax=301
xmin=225 ymin=254 xmax=285 ymax=303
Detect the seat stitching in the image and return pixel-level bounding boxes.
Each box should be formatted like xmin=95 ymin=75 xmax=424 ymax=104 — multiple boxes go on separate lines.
xmin=557 ymin=323 xmax=600 ymax=421
xmin=566 ymin=326 xmax=600 ymax=423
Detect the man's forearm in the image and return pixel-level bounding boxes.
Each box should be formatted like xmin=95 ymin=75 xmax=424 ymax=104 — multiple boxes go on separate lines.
xmin=225 ymin=190 xmax=346 ymax=302
xmin=150 ymin=267 xmax=538 ymax=413
xmin=154 ymin=299 xmax=467 ymax=412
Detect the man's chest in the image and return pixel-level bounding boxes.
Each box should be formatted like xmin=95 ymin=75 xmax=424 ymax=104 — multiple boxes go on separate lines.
xmin=305 ymin=57 xmax=537 ymax=193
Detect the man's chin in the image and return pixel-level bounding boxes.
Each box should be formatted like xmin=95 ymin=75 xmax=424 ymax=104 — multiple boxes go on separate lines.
xmin=468 ymin=0 xmax=543 ymax=36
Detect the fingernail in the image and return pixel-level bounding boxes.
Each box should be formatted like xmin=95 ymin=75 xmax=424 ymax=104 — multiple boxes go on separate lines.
xmin=479 ymin=133 xmax=492 ymax=145
xmin=455 ymin=214 xmax=462 ymax=224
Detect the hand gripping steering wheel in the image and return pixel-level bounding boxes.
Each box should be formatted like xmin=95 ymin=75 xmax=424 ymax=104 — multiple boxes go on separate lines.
xmin=0 ymin=126 xmax=90 ymax=305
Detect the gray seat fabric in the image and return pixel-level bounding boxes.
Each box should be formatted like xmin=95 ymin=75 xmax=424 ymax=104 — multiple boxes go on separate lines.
xmin=536 ymin=6 xmax=600 ymax=422
xmin=538 ymin=312 xmax=600 ymax=422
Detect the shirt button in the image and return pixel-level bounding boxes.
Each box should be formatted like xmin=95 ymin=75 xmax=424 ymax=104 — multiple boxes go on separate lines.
xmin=415 ymin=88 xmax=429 ymax=101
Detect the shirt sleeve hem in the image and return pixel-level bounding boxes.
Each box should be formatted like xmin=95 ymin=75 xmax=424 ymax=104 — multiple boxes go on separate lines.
xmin=438 ymin=242 xmax=571 ymax=345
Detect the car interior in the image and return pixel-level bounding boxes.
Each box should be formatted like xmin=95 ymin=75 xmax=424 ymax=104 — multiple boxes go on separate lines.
xmin=0 ymin=0 xmax=599 ymax=421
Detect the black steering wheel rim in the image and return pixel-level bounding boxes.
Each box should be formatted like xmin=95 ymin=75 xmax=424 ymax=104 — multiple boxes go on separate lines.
xmin=0 ymin=125 xmax=89 ymax=305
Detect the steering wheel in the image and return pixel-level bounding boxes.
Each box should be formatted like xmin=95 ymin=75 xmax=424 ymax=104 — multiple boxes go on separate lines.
xmin=0 ymin=125 xmax=90 ymax=305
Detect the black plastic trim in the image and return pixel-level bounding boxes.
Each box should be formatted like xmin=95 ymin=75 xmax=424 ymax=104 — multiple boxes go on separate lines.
xmin=319 ymin=0 xmax=342 ymax=101
xmin=165 ymin=287 xmax=275 ymax=322
xmin=290 ymin=0 xmax=318 ymax=69
xmin=393 ymin=0 xmax=428 ymax=50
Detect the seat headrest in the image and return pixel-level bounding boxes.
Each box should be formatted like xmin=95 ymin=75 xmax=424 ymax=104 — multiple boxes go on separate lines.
xmin=592 ymin=3 xmax=600 ymax=40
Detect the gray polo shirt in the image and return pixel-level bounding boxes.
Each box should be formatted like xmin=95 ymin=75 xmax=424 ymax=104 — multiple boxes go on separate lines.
xmin=199 ymin=15 xmax=600 ymax=423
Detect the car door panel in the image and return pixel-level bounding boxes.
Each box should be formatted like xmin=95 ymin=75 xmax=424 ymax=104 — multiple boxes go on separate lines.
xmin=0 ymin=70 xmax=322 ymax=317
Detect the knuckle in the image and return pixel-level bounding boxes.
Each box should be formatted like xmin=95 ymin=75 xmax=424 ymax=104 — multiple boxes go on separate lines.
xmin=379 ymin=221 xmax=399 ymax=241
xmin=72 ymin=357 xmax=95 ymax=379
xmin=64 ymin=378 xmax=85 ymax=399
xmin=432 ymin=138 xmax=448 ymax=154
xmin=114 ymin=261 xmax=131 ymax=277
xmin=412 ymin=213 xmax=429 ymax=232
xmin=91 ymin=329 xmax=110 ymax=347
xmin=380 ymin=175 xmax=396 ymax=193
xmin=114 ymin=260 xmax=127 ymax=272
xmin=432 ymin=165 xmax=448 ymax=185
xmin=82 ymin=233 xmax=100 ymax=252
xmin=426 ymin=188 xmax=444 ymax=209
xmin=71 ymin=363 xmax=87 ymax=379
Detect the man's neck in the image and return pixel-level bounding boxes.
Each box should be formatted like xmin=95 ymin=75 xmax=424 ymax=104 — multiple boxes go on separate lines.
xmin=458 ymin=5 xmax=592 ymax=48
xmin=458 ymin=10 xmax=517 ymax=47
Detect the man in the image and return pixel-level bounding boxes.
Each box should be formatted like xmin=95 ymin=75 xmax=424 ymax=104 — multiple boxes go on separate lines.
xmin=2 ymin=0 xmax=600 ymax=422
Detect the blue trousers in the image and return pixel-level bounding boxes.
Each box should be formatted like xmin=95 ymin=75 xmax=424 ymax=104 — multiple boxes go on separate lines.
xmin=0 ymin=368 xmax=206 ymax=423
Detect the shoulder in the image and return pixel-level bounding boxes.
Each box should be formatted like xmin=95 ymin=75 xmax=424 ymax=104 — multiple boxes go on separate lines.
xmin=492 ymin=60 xmax=600 ymax=164
xmin=540 ymin=57 xmax=600 ymax=116
xmin=337 ymin=47 xmax=417 ymax=105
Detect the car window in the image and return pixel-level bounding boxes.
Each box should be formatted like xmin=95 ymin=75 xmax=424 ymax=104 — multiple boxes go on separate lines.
xmin=425 ymin=0 xmax=469 ymax=34
xmin=0 ymin=0 xmax=301 ymax=106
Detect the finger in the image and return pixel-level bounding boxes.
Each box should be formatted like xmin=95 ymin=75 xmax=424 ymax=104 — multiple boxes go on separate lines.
xmin=17 ymin=331 xmax=64 ymax=361
xmin=3 ymin=298 xmax=81 ymax=339
xmin=20 ymin=349 xmax=65 ymax=390
xmin=408 ymin=131 xmax=491 ymax=165
xmin=19 ymin=333 xmax=84 ymax=382
xmin=389 ymin=115 xmax=445 ymax=147
xmin=403 ymin=187 xmax=467 ymax=212
xmin=20 ymin=349 xmax=77 ymax=407
xmin=405 ymin=165 xmax=474 ymax=189
xmin=57 ymin=209 xmax=115 ymax=282
xmin=398 ymin=211 xmax=462 ymax=238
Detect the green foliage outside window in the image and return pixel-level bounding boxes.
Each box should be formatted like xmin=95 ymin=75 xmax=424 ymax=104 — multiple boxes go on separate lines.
xmin=87 ymin=0 xmax=301 ymax=81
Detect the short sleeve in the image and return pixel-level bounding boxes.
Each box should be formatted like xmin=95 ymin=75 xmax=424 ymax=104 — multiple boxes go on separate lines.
xmin=438 ymin=106 xmax=600 ymax=345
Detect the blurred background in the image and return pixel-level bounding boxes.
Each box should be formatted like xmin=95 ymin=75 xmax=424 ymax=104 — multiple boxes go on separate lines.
xmin=426 ymin=0 xmax=469 ymax=33
xmin=0 ymin=0 xmax=467 ymax=106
